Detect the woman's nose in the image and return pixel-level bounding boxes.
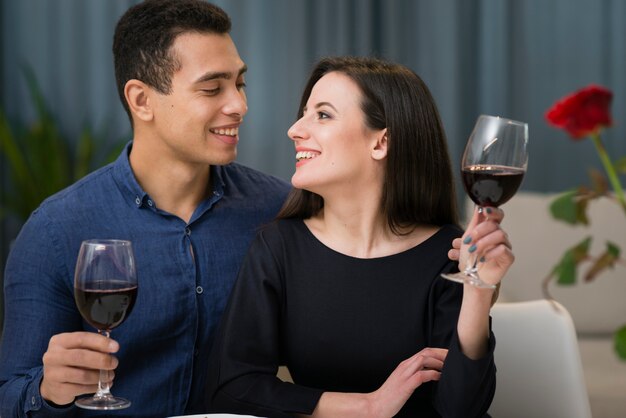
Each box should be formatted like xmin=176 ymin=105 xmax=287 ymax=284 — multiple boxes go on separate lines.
xmin=288 ymin=117 xmax=306 ymax=141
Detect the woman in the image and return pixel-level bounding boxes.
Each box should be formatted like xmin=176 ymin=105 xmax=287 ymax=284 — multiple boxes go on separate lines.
xmin=207 ymin=56 xmax=512 ymax=417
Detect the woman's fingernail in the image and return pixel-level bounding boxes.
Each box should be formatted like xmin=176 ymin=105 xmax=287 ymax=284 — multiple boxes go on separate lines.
xmin=463 ymin=236 xmax=472 ymax=244
xmin=480 ymin=256 xmax=486 ymax=263
xmin=486 ymin=207 xmax=493 ymax=214
xmin=469 ymin=244 xmax=477 ymax=253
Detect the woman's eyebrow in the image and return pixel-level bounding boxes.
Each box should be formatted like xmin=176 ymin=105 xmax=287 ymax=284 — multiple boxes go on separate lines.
xmin=314 ymin=102 xmax=338 ymax=112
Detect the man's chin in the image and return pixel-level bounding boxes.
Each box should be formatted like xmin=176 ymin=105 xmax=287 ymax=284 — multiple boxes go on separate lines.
xmin=210 ymin=150 xmax=237 ymax=166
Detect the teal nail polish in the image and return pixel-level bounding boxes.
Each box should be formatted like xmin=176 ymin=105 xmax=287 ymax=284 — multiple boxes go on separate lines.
xmin=486 ymin=207 xmax=493 ymax=214
xmin=480 ymin=256 xmax=486 ymax=263
xmin=469 ymin=244 xmax=477 ymax=253
xmin=463 ymin=236 xmax=472 ymax=244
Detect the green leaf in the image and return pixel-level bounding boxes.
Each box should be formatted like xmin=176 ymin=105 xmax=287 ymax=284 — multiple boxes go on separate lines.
xmin=583 ymin=242 xmax=621 ymax=282
xmin=551 ymin=237 xmax=592 ymax=285
xmin=554 ymin=252 xmax=577 ymax=285
xmin=607 ymin=241 xmax=621 ymax=257
xmin=0 ymin=111 xmax=32 ymax=194
xmin=75 ymin=128 xmax=95 ymax=180
xmin=0 ymin=67 xmax=128 ymax=222
xmin=550 ymin=190 xmax=589 ymax=225
xmin=615 ymin=325 xmax=626 ymax=361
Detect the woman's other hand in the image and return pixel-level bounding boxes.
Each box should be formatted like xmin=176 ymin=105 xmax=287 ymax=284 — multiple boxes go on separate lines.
xmin=366 ymin=348 xmax=448 ymax=417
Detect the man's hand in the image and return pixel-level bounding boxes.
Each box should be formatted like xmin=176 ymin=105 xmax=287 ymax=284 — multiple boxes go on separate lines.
xmin=40 ymin=332 xmax=119 ymax=406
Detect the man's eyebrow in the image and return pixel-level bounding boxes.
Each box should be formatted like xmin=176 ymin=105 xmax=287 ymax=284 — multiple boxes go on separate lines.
xmin=194 ymin=65 xmax=248 ymax=84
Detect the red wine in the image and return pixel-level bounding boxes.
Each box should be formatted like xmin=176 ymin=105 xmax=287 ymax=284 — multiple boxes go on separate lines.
xmin=462 ymin=165 xmax=524 ymax=207
xmin=75 ymin=281 xmax=137 ymax=331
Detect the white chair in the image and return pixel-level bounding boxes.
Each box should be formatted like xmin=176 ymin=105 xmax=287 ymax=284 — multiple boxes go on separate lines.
xmin=490 ymin=192 xmax=626 ymax=417
xmin=488 ymin=299 xmax=592 ymax=418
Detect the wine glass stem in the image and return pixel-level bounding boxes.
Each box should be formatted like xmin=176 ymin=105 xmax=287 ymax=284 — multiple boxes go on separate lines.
xmin=465 ymin=252 xmax=479 ymax=275
xmin=465 ymin=206 xmax=489 ymax=276
xmin=95 ymin=330 xmax=113 ymax=399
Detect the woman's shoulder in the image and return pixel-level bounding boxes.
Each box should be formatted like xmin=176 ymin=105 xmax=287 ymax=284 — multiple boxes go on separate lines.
xmin=436 ymin=223 xmax=464 ymax=241
xmin=244 ymin=219 xmax=310 ymax=271
xmin=409 ymin=223 xmax=462 ymax=250
xmin=409 ymin=223 xmax=462 ymax=263
xmin=257 ymin=218 xmax=306 ymax=242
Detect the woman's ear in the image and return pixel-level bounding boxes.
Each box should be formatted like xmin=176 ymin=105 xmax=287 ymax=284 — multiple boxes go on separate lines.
xmin=125 ymin=79 xmax=154 ymax=122
xmin=371 ymin=128 xmax=388 ymax=160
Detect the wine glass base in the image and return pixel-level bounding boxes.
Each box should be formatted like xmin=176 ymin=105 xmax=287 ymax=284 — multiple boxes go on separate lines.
xmin=75 ymin=395 xmax=131 ymax=410
xmin=441 ymin=272 xmax=497 ymax=289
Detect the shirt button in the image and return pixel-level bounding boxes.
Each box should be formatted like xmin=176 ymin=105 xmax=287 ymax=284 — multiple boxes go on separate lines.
xmin=31 ymin=396 xmax=36 ymax=405
xmin=196 ymin=286 xmax=203 ymax=294
xmin=147 ymin=200 xmax=154 ymax=207
xmin=185 ymin=227 xmax=191 ymax=236
xmin=135 ymin=197 xmax=141 ymax=205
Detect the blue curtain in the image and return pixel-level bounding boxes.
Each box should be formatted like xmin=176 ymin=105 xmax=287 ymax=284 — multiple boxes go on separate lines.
xmin=2 ymin=0 xmax=625 ymax=189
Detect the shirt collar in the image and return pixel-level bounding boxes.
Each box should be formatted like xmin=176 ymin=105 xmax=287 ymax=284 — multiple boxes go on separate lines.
xmin=112 ymin=141 xmax=149 ymax=209
xmin=111 ymin=141 xmax=227 ymax=213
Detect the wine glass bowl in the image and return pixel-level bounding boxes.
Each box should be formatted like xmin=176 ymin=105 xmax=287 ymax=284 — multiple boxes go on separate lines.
xmin=462 ymin=164 xmax=525 ymax=208
xmin=442 ymin=115 xmax=528 ymax=288
xmin=73 ymin=239 xmax=137 ymax=410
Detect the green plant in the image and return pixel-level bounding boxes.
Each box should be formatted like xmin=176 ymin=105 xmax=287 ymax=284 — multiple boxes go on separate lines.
xmin=0 ymin=68 xmax=127 ymax=222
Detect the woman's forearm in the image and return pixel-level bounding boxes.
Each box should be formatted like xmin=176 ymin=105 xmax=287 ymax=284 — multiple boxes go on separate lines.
xmin=304 ymin=392 xmax=373 ymax=418
xmin=456 ymin=285 xmax=495 ymax=359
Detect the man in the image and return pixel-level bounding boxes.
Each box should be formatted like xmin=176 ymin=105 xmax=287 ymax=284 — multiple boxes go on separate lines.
xmin=0 ymin=0 xmax=290 ymax=416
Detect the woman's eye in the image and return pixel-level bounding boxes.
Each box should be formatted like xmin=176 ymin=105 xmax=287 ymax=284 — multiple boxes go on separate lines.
xmin=317 ymin=111 xmax=330 ymax=120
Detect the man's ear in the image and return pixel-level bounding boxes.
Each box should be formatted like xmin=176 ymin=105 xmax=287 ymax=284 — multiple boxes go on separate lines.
xmin=371 ymin=128 xmax=388 ymax=161
xmin=125 ymin=79 xmax=154 ymax=122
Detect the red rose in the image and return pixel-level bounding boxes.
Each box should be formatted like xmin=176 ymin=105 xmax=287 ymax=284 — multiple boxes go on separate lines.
xmin=545 ymin=84 xmax=613 ymax=140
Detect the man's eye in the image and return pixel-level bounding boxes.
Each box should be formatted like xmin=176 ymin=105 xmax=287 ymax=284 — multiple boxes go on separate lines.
xmin=202 ymin=88 xmax=220 ymax=95
xmin=237 ymin=82 xmax=247 ymax=90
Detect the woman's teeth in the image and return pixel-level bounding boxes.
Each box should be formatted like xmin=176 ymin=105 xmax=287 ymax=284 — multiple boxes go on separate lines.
xmin=296 ymin=151 xmax=319 ymax=161
xmin=210 ymin=128 xmax=238 ymax=136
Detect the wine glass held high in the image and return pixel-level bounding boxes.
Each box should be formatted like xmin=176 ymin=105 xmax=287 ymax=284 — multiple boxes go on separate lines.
xmin=442 ymin=114 xmax=529 ymax=288
xmin=73 ymin=239 xmax=138 ymax=410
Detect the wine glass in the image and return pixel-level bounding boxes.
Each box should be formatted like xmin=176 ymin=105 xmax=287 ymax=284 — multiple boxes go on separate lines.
xmin=73 ymin=239 xmax=138 ymax=410
xmin=442 ymin=114 xmax=528 ymax=288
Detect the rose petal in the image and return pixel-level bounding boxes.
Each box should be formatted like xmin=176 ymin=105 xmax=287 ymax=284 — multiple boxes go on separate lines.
xmin=545 ymin=84 xmax=613 ymax=139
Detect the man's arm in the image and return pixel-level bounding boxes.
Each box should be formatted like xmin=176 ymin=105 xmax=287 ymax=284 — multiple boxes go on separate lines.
xmin=0 ymin=210 xmax=117 ymax=416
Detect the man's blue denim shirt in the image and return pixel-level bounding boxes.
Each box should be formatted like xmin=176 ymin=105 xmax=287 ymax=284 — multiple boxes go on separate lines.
xmin=0 ymin=143 xmax=290 ymax=417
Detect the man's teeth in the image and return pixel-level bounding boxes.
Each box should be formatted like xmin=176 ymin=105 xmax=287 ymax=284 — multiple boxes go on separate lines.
xmin=296 ymin=151 xmax=319 ymax=161
xmin=211 ymin=128 xmax=238 ymax=136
